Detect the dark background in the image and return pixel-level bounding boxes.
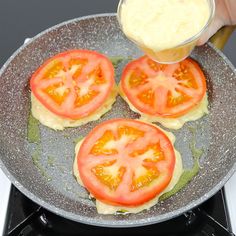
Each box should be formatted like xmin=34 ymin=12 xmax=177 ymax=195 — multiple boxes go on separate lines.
xmin=0 ymin=0 xmax=235 ymax=67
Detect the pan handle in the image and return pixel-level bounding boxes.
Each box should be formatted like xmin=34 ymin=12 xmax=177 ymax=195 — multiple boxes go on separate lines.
xmin=196 ymin=207 xmax=235 ymax=236
xmin=6 ymin=207 xmax=43 ymax=236
xmin=210 ymin=26 xmax=236 ymax=50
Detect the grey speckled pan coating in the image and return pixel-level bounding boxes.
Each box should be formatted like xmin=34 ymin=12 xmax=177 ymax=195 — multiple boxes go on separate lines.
xmin=0 ymin=14 xmax=236 ymax=227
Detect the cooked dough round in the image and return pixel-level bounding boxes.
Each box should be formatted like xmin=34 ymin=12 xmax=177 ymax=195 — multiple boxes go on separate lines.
xmin=31 ymin=86 xmax=117 ymax=130
xmin=73 ymin=120 xmax=183 ymax=214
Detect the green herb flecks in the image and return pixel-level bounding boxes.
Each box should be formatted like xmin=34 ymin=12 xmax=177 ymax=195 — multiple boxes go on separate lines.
xmin=73 ymin=136 xmax=84 ymax=144
xmin=63 ymin=133 xmax=71 ymax=139
xmin=58 ymin=165 xmax=67 ymax=174
xmin=47 ymin=156 xmax=55 ymax=167
xmin=116 ymin=209 xmax=129 ymax=215
xmin=32 ymin=147 xmax=52 ymax=182
xmin=159 ymin=127 xmax=204 ymax=201
xmin=28 ymin=111 xmax=51 ymax=181
xmin=27 ymin=112 xmax=40 ymax=143
xmin=109 ymin=56 xmax=125 ymax=69
xmin=109 ymin=56 xmax=133 ymax=69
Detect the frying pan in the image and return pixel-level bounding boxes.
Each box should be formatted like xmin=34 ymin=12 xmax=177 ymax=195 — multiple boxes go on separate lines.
xmin=0 ymin=14 xmax=235 ymax=227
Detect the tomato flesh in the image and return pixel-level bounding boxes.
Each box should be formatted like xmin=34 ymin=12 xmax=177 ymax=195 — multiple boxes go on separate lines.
xmin=121 ymin=57 xmax=206 ymax=118
xmin=30 ymin=50 xmax=115 ymax=119
xmin=77 ymin=119 xmax=176 ymax=206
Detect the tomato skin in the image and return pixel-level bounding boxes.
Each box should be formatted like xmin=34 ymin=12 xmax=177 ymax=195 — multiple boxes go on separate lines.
xmin=77 ymin=119 xmax=176 ymax=207
xmin=120 ymin=56 xmax=207 ymax=118
xmin=30 ymin=50 xmax=115 ymax=119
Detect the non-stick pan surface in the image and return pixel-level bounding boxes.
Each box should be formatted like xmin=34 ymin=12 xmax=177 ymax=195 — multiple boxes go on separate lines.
xmin=0 ymin=14 xmax=235 ymax=227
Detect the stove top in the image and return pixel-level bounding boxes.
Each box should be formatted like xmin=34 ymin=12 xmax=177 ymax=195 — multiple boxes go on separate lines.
xmin=0 ymin=0 xmax=236 ymax=235
xmin=1 ymin=177 xmax=235 ymax=236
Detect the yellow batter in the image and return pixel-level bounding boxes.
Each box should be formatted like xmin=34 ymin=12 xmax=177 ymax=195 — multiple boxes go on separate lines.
xmin=73 ymin=124 xmax=183 ymax=214
xmin=31 ymin=86 xmax=118 ymax=130
xmin=119 ymin=0 xmax=210 ymax=51
xmin=119 ymin=85 xmax=208 ymax=130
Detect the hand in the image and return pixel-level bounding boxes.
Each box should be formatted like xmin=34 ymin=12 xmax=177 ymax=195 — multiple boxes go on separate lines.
xmin=197 ymin=0 xmax=236 ymax=45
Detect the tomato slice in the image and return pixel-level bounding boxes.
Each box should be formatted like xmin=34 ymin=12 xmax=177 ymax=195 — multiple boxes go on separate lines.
xmin=77 ymin=119 xmax=175 ymax=206
xmin=30 ymin=50 xmax=115 ymax=119
xmin=120 ymin=56 xmax=206 ymax=118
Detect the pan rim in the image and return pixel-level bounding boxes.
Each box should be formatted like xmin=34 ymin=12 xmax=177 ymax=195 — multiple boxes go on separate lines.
xmin=0 ymin=13 xmax=236 ymax=227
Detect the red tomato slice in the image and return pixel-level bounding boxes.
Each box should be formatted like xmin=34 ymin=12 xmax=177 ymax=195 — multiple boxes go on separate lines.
xmin=77 ymin=119 xmax=175 ymax=206
xmin=30 ymin=50 xmax=115 ymax=119
xmin=120 ymin=56 xmax=206 ymax=118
